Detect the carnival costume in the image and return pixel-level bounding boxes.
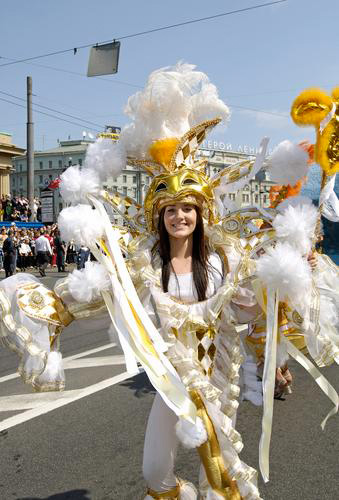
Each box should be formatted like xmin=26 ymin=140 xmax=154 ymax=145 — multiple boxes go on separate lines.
xmin=0 ymin=64 xmax=338 ymax=499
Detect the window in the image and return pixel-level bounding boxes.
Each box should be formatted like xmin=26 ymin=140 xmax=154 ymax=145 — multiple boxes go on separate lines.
xmin=123 ymin=186 xmax=127 ymax=195
xmin=242 ymin=194 xmax=249 ymax=203
xmin=12 ymin=177 xmax=15 ymax=185
xmin=133 ymin=175 xmax=137 ymax=184
xmin=132 ymin=187 xmax=137 ymax=198
xmin=255 ymin=194 xmax=259 ymax=203
xmin=58 ymin=160 xmax=62 ymax=168
xmin=263 ymin=195 xmax=267 ymax=204
xmin=19 ymin=177 xmax=23 ymax=185
xmin=39 ymin=161 xmax=43 ymax=169
xmin=49 ymin=160 xmax=52 ymax=168
xmin=123 ymin=175 xmax=127 ymax=183
xmin=39 ymin=175 xmax=43 ymax=184
xmin=19 ymin=164 xmax=22 ymax=172
xmin=113 ymin=185 xmax=117 ymax=191
xmin=78 ymin=159 xmax=82 ymax=166
xmin=146 ymin=177 xmax=150 ymax=185
xmin=229 ymin=193 xmax=235 ymax=201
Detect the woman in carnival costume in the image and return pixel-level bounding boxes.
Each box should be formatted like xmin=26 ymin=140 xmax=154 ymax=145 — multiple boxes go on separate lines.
xmin=0 ymin=64 xmax=338 ymax=499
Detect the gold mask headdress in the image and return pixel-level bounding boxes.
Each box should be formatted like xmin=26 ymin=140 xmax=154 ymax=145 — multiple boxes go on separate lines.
xmin=128 ymin=118 xmax=221 ymax=232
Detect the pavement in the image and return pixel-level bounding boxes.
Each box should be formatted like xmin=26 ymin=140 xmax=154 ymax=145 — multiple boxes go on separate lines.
xmin=0 ymin=271 xmax=338 ymax=500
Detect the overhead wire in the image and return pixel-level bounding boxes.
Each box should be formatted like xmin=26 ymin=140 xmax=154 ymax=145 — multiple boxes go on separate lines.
xmin=0 ymin=97 xmax=102 ymax=132
xmin=0 ymin=1 xmax=287 ymax=68
xmin=0 ymin=90 xmax=105 ymax=128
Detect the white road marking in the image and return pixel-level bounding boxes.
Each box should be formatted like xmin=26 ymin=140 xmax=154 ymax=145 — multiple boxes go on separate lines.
xmin=0 ymin=370 xmax=137 ymax=432
xmin=64 ymin=355 xmax=125 ymax=369
xmin=0 ymin=342 xmax=117 ymax=384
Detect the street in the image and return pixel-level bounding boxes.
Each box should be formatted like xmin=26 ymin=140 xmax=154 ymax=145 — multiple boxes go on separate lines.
xmin=0 ymin=270 xmax=338 ymax=500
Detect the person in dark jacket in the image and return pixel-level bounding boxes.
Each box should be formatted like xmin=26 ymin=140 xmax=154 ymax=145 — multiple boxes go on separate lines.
xmin=3 ymin=230 xmax=16 ymax=277
xmin=54 ymin=230 xmax=66 ymax=272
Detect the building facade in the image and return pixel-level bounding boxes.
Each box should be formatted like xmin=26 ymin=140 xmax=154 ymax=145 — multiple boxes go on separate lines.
xmin=11 ymin=139 xmax=274 ymax=222
xmin=0 ymin=133 xmax=25 ymax=197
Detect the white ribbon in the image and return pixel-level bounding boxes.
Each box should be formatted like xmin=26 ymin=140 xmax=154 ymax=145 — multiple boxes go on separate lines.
xmin=285 ymin=338 xmax=338 ymax=429
xmin=259 ymin=287 xmax=279 ymax=483
xmin=319 ymin=102 xmax=336 ymax=134
xmin=319 ymin=174 xmax=339 ymax=222
xmin=87 ymin=195 xmax=197 ymax=422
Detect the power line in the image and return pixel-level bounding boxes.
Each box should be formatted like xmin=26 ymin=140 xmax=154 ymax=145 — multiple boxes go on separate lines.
xmin=0 ymin=97 xmax=102 ymax=132
xmin=229 ymin=104 xmax=289 ymax=118
xmin=0 ymin=90 xmax=105 ymax=128
xmin=0 ymin=1 xmax=287 ymax=68
xmin=0 ymin=56 xmax=143 ymax=89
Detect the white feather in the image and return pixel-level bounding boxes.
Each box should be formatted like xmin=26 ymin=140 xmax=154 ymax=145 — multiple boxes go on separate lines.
xmin=175 ymin=416 xmax=208 ymax=449
xmin=178 ymin=481 xmax=198 ymax=500
xmin=256 ymin=242 xmax=312 ymax=309
xmin=273 ymin=203 xmax=318 ymax=255
xmin=85 ymin=138 xmax=126 ymax=181
xmin=59 ymin=166 xmax=100 ymax=205
xmin=267 ymin=140 xmax=309 ymax=185
xmin=120 ymin=62 xmax=230 ymax=157
xmin=58 ymin=204 xmax=105 ymax=246
xmin=68 ymin=262 xmax=111 ymax=303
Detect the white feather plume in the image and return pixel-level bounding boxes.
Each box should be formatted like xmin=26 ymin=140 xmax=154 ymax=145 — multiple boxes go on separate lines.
xmin=85 ymin=138 xmax=126 ymax=181
xmin=175 ymin=416 xmax=208 ymax=449
xmin=68 ymin=261 xmax=111 ymax=303
xmin=120 ymin=62 xmax=230 ymax=157
xmin=256 ymin=242 xmax=312 ymax=309
xmin=266 ymin=140 xmax=309 ymax=185
xmin=58 ymin=204 xmax=105 ymax=246
xmin=273 ymin=202 xmax=318 ymax=255
xmin=59 ymin=166 xmax=100 ymax=205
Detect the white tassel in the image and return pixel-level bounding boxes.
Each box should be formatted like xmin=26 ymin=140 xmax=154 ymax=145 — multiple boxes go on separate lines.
xmin=266 ymin=140 xmax=309 ymax=185
xmin=175 ymin=416 xmax=208 ymax=449
xmin=59 ymin=166 xmax=100 ymax=205
xmin=256 ymin=242 xmax=312 ymax=310
xmin=68 ymin=262 xmax=111 ymax=303
xmin=58 ymin=204 xmax=105 ymax=246
xmin=273 ymin=202 xmax=318 ymax=255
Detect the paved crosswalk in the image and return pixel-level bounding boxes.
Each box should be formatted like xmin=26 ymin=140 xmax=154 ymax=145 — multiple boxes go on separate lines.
xmin=0 ymin=343 xmax=136 ymax=432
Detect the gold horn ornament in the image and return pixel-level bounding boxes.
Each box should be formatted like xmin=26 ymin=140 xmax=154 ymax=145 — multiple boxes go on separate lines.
xmin=291 ymin=87 xmax=339 ymax=175
xmin=141 ymin=118 xmax=221 ymax=232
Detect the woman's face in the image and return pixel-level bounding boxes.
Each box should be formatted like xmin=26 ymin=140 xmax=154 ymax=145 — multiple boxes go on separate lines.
xmin=163 ymin=203 xmax=197 ymax=240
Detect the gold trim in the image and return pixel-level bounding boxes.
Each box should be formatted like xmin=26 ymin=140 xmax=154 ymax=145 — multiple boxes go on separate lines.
xmin=190 ymin=390 xmax=242 ymax=500
xmin=146 ymin=483 xmax=180 ymax=499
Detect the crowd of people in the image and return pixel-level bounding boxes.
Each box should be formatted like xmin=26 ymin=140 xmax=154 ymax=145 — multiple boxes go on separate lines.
xmin=0 ymin=224 xmax=92 ymax=277
xmin=0 ymin=195 xmax=42 ymax=222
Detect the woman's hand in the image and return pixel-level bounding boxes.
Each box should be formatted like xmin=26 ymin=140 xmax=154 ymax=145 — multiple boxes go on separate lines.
xmin=307 ymin=251 xmax=317 ymax=270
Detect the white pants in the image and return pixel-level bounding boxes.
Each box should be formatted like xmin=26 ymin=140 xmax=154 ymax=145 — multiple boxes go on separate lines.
xmin=143 ymin=393 xmax=179 ymax=492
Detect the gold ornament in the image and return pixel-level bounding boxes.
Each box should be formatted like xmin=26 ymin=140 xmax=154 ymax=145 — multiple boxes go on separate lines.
xmin=291 ymin=87 xmax=339 ymax=175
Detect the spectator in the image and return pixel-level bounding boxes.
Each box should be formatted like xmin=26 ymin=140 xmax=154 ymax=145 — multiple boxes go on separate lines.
xmin=54 ymin=229 xmax=66 ymax=272
xmin=18 ymin=237 xmax=31 ymax=272
xmin=3 ymin=229 xmax=16 ymax=277
xmin=35 ymin=229 xmax=52 ymax=277
xmin=0 ymin=227 xmax=7 ymax=269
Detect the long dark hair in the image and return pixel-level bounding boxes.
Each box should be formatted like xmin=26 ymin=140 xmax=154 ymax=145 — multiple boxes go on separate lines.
xmin=158 ymin=205 xmax=209 ymax=301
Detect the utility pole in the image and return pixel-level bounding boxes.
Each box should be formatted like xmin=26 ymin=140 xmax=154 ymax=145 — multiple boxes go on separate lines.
xmin=27 ymin=76 xmax=35 ymax=221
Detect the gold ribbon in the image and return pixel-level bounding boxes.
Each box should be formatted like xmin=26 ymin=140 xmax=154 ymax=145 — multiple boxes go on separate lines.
xmin=190 ymin=390 xmax=242 ymax=500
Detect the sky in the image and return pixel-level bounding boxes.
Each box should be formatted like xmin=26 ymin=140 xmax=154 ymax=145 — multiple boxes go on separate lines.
xmin=0 ymin=0 xmax=338 ymax=159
